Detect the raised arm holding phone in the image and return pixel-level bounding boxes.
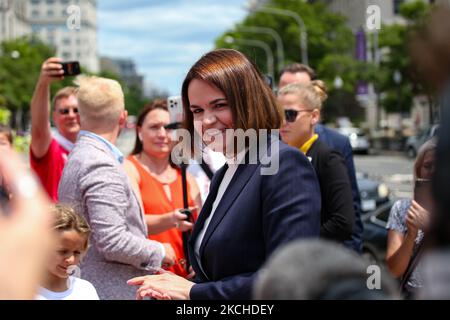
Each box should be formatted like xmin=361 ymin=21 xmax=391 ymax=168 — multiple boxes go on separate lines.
xmin=29 ymin=57 xmax=81 ymax=201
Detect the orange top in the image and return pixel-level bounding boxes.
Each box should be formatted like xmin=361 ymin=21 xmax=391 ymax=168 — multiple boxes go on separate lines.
xmin=127 ymin=155 xmax=197 ymax=277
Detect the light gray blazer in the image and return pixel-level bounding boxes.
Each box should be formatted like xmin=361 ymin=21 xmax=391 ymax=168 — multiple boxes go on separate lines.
xmin=58 ymin=134 xmax=162 ymax=300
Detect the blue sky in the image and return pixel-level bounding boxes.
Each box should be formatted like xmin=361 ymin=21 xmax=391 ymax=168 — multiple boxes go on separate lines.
xmin=97 ymin=0 xmax=248 ymax=96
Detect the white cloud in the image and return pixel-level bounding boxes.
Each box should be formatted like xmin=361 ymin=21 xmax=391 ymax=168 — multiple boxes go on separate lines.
xmin=98 ymin=0 xmax=247 ymax=96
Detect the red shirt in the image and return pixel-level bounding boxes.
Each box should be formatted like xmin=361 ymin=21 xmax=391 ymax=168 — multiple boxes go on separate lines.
xmin=30 ymin=138 xmax=69 ymax=202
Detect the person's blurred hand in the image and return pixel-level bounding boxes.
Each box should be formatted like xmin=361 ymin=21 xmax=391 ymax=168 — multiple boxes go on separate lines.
xmin=38 ymin=57 xmax=65 ymax=85
xmin=161 ymin=243 xmax=176 ymax=269
xmin=0 ymin=150 xmax=54 ymax=299
xmin=406 ymin=200 xmax=430 ymax=233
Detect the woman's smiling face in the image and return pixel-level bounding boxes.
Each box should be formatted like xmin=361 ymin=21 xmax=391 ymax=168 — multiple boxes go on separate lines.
xmin=188 ymin=78 xmax=234 ymax=154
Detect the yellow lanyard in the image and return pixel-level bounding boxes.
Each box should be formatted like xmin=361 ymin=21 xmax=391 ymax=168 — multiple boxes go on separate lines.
xmin=299 ymin=134 xmax=319 ymax=154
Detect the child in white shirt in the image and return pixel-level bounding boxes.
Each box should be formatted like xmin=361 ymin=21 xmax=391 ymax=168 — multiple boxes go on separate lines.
xmin=35 ymin=204 xmax=99 ymax=300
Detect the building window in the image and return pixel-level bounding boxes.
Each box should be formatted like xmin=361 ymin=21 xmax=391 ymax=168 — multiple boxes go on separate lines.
xmin=47 ymin=9 xmax=54 ymax=17
xmin=46 ymin=0 xmax=55 ymax=4
xmin=61 ymin=0 xmax=70 ymax=4
xmin=31 ymin=0 xmax=40 ymax=4
xmin=32 ymin=10 xmax=39 ymax=17
xmin=62 ymin=38 xmax=71 ymax=45
xmin=62 ymin=52 xmax=71 ymax=59
xmin=393 ymin=0 xmax=405 ymax=15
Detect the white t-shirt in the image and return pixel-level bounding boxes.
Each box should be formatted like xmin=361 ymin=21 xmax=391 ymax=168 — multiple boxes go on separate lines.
xmin=36 ymin=276 xmax=99 ymax=300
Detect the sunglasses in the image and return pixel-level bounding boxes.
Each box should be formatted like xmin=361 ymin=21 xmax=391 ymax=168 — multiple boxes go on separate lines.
xmin=284 ymin=109 xmax=313 ymax=122
xmin=164 ymin=122 xmax=182 ymax=130
xmin=57 ymin=107 xmax=78 ymax=115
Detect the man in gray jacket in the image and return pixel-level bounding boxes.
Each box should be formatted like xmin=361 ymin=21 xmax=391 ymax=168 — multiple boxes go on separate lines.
xmin=58 ymin=76 xmax=175 ymax=300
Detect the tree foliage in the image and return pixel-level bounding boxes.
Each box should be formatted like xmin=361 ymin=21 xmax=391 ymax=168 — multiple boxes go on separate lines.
xmin=376 ymin=0 xmax=433 ymax=113
xmin=0 ymin=36 xmax=149 ymax=129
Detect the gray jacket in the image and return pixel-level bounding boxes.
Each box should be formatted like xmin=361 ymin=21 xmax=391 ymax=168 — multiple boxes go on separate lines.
xmin=58 ymin=134 xmax=162 ymax=300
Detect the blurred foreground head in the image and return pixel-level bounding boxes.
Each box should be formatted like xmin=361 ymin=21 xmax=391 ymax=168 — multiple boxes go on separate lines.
xmin=410 ymin=6 xmax=450 ymax=93
xmin=253 ymin=239 xmax=399 ymax=300
xmin=411 ymin=5 xmax=450 ymax=248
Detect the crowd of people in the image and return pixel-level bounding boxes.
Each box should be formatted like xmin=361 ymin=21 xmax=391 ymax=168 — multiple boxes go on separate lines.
xmin=1 ymin=5 xmax=450 ymax=301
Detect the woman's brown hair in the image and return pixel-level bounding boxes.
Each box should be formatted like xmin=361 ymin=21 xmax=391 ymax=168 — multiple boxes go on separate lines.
xmin=181 ymin=49 xmax=283 ymax=151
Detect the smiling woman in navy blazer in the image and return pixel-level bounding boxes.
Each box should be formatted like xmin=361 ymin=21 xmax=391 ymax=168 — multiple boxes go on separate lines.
xmin=128 ymin=49 xmax=321 ymax=300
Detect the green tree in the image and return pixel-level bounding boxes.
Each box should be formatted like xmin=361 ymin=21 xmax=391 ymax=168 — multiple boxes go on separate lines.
xmin=0 ymin=36 xmax=56 ymax=129
xmin=214 ymin=0 xmax=369 ymax=122
xmin=216 ymin=0 xmax=355 ymax=78
xmin=376 ymin=0 xmax=433 ymax=115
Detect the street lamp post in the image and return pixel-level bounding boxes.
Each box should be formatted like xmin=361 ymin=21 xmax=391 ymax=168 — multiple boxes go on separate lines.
xmin=334 ymin=76 xmax=344 ymax=121
xmin=246 ymin=4 xmax=308 ymax=65
xmin=225 ymin=36 xmax=274 ymax=81
xmin=239 ymin=26 xmax=285 ymax=74
xmin=393 ymin=70 xmax=402 ymax=112
xmin=393 ymin=70 xmax=403 ymax=136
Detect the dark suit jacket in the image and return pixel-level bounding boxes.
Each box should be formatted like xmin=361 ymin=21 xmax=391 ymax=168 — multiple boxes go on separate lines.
xmin=188 ymin=139 xmax=321 ymax=300
xmin=306 ymin=139 xmax=355 ymax=241
xmin=315 ymin=124 xmax=363 ymax=252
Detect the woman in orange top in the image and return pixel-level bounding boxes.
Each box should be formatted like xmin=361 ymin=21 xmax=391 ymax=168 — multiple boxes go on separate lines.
xmin=125 ymin=100 xmax=202 ymax=277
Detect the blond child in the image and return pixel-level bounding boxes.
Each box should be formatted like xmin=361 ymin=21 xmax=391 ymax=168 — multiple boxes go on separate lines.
xmin=36 ymin=204 xmax=99 ymax=300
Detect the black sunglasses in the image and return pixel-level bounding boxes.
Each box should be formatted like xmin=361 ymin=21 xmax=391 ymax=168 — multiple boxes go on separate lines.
xmin=57 ymin=107 xmax=78 ymax=115
xmin=284 ymin=109 xmax=313 ymax=122
xmin=164 ymin=122 xmax=182 ymax=130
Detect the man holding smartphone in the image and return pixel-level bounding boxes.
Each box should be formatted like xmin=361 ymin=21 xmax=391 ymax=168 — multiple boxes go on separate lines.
xmin=30 ymin=57 xmax=80 ymax=201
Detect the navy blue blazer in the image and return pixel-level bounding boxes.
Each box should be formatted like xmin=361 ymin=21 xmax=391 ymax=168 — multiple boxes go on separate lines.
xmin=188 ymin=139 xmax=321 ymax=300
xmin=315 ymin=124 xmax=363 ymax=252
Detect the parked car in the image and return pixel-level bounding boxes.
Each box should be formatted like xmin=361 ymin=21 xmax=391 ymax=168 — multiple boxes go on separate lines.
xmin=361 ymin=200 xmax=393 ymax=265
xmin=337 ymin=127 xmax=370 ymax=154
xmin=356 ymin=172 xmax=390 ymax=213
xmin=405 ymin=124 xmax=439 ymax=158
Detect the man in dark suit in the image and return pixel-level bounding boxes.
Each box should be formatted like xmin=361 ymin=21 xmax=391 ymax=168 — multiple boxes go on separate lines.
xmin=278 ymin=63 xmax=363 ymax=253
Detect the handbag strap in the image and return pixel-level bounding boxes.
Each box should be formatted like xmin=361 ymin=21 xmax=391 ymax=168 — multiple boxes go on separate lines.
xmin=400 ymin=235 xmax=425 ymax=291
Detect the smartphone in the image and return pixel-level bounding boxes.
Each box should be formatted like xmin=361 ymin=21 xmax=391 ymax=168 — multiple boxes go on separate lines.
xmin=167 ymin=96 xmax=183 ymax=125
xmin=60 ymin=61 xmax=81 ymax=76
xmin=179 ymin=208 xmax=192 ymax=222
xmin=414 ymin=178 xmax=432 ymax=211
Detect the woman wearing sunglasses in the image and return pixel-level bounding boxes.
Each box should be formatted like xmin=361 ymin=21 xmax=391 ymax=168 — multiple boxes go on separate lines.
xmin=278 ymin=81 xmax=355 ymax=243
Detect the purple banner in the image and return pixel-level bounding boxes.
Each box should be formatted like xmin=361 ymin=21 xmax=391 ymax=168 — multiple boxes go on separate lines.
xmin=356 ymin=29 xmax=368 ymax=95
xmin=356 ymin=29 xmax=366 ymax=61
